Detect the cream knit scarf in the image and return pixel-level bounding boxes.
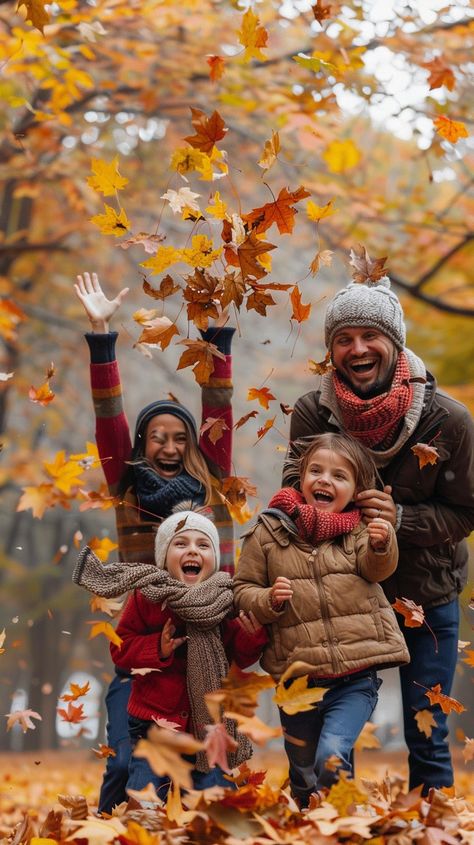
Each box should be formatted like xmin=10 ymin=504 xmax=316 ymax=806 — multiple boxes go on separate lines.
xmin=73 ymin=547 xmax=252 ymax=772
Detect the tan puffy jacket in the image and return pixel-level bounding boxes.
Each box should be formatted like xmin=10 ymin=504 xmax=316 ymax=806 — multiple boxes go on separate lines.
xmin=234 ymin=513 xmax=410 ymax=682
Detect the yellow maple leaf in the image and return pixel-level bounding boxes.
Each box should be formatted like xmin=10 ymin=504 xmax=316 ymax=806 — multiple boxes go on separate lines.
xmin=258 ymin=131 xmax=280 ymax=172
xmin=141 ymin=245 xmax=183 ymax=275
xmin=434 ymin=115 xmax=468 ymax=144
xmin=238 ymin=8 xmax=268 ymax=63
xmin=90 ymin=595 xmax=124 ymax=617
xmin=87 ymin=620 xmax=122 ymax=648
xmin=44 ymin=450 xmax=84 ymax=494
xmin=274 ymin=666 xmax=325 ymax=715
xmin=414 ymin=709 xmax=438 ymax=738
xmin=88 ymin=535 xmax=118 ymax=562
xmin=326 ymin=772 xmax=368 ymax=815
xmin=170 ymin=147 xmax=213 ymax=178
xmin=323 ymin=139 xmax=361 ymax=173
xmin=16 ymin=0 xmax=49 ymax=33
xmin=69 ymin=441 xmax=101 ymax=471
xmin=90 ymin=204 xmax=130 ymax=237
xmin=180 ymin=234 xmax=222 ymax=269
xmin=354 ymin=721 xmax=381 ymax=750
xmin=87 ymin=157 xmax=128 ymax=196
xmin=17 ymin=483 xmax=56 ymax=518
xmin=306 ymin=199 xmax=336 ymax=222
xmin=205 ymin=191 xmax=228 ymax=219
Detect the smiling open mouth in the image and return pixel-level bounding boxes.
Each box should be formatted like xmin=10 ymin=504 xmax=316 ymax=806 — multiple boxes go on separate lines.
xmin=155 ymin=460 xmax=181 ymax=473
xmin=182 ymin=562 xmax=201 ymax=575
xmin=349 ymin=359 xmax=377 ymax=374
xmin=313 ymin=491 xmax=334 ymax=503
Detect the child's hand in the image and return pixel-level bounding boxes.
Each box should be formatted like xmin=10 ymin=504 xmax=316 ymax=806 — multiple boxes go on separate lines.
xmin=237 ymin=610 xmax=264 ymax=636
xmin=367 ymin=518 xmax=390 ymax=550
xmin=270 ymin=576 xmax=293 ymax=608
xmin=159 ymin=618 xmax=188 ymax=659
xmin=74 ymin=272 xmax=129 ymax=333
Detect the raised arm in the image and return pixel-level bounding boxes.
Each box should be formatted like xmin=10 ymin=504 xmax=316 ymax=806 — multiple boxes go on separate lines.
xmin=199 ymin=319 xmax=235 ymax=480
xmin=74 ymin=272 xmax=131 ymax=493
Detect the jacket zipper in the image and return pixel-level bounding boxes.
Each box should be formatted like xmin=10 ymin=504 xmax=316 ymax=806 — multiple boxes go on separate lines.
xmin=310 ymin=547 xmax=342 ymax=674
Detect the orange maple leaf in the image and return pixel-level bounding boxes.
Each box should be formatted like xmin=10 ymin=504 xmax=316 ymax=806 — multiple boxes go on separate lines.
xmin=177 ymin=339 xmax=225 ymax=385
xmin=414 ymin=709 xmax=438 ymax=738
xmin=207 ymin=55 xmax=225 ymax=82
xmin=135 ymin=317 xmax=179 ymax=351
xmin=184 ymin=108 xmax=228 ymax=154
xmin=349 ymin=243 xmax=388 ymax=284
xmin=61 ymin=681 xmax=90 ymax=702
xmin=247 ymin=386 xmax=276 ymax=410
xmin=225 ymin=231 xmax=276 ymax=282
xmin=256 ymin=416 xmax=276 ymax=442
xmin=392 ymin=597 xmax=425 ymax=627
xmin=143 ymin=275 xmax=180 ymax=300
xmin=17 ymin=484 xmax=56 ymax=519
xmin=433 ymin=115 xmax=468 ymax=144
xmin=244 ymin=186 xmax=311 ymax=235
xmin=308 ymin=351 xmax=333 ymax=375
xmin=422 ymin=57 xmax=455 ymax=91
xmin=411 ymin=443 xmax=440 ymax=469
xmin=29 ymin=380 xmax=55 ymax=406
xmin=57 ymin=702 xmax=86 ymax=724
xmin=424 ymin=684 xmax=466 ymax=715
xmin=205 ymin=664 xmax=275 ymax=721
xmin=312 ymin=0 xmax=332 ymax=23
xmin=234 ymin=410 xmax=258 ymax=430
xmin=87 ymin=620 xmax=123 ymax=648
xmin=79 ymin=486 xmax=116 ymax=512
xmin=200 ymin=416 xmax=229 ymax=445
xmin=462 ymin=649 xmax=474 ymax=667
xmin=221 ymin=476 xmax=258 ymax=508
xmin=92 ymin=744 xmax=116 ymax=759
xmin=290 ymin=285 xmax=312 ymax=323
xmin=16 ymin=0 xmax=50 ymax=33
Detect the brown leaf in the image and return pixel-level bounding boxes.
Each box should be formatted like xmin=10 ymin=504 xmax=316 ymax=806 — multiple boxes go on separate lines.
xmin=256 ymin=416 xmax=275 ymax=442
xmin=92 ymin=743 xmax=116 ymax=759
xmin=310 ymin=248 xmax=333 ymax=275
xmin=308 ymin=351 xmax=333 ymax=375
xmin=200 ymin=416 xmax=229 ymax=445
xmin=290 ymin=285 xmax=312 ymax=323
xmin=411 ymin=443 xmax=440 ymax=469
xmin=424 ymin=683 xmax=466 ymax=715
xmin=280 ymin=402 xmax=293 ymax=415
xmin=244 ymin=186 xmax=311 ymax=235
xmin=349 ymin=243 xmax=388 ymax=284
xmin=226 ymin=231 xmax=276 ymax=283
xmin=119 ymin=231 xmax=166 ymax=253
xmin=234 ymin=410 xmax=258 ymax=430
xmin=143 ymin=274 xmax=180 ymax=300
xmin=177 ymin=338 xmax=225 ymax=385
xmin=414 ymin=709 xmax=437 ymax=739
xmin=422 ymin=57 xmax=455 ymax=91
xmin=312 ymin=0 xmax=332 ymax=24
xmin=392 ymin=596 xmax=425 ymax=627
xmin=184 ymin=108 xmax=228 ymax=154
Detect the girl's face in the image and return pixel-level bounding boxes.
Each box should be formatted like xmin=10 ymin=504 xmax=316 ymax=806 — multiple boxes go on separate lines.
xmin=165 ymin=530 xmax=215 ymax=585
xmin=301 ymin=448 xmax=356 ymax=513
xmin=145 ymin=414 xmax=187 ymax=478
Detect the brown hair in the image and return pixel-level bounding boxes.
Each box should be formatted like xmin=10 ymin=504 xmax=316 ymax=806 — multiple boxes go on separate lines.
xmin=298 ymin=432 xmax=378 ymax=494
xmin=181 ymin=433 xmax=213 ymax=506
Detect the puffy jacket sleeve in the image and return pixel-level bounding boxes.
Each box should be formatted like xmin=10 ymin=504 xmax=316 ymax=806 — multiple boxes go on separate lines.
xmin=233 ymin=527 xmax=287 ymax=625
xmin=396 ymin=407 xmax=474 ymax=548
xmin=355 ymin=524 xmax=399 ymax=583
xmin=110 ymin=590 xmax=174 ymax=672
xmin=199 ymin=326 xmax=235 ymax=479
xmin=222 ymin=617 xmax=268 ymax=669
xmin=84 ymin=331 xmax=132 ymax=494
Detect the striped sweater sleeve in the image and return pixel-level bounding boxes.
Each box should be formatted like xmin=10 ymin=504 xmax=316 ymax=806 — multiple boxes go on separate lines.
xmin=199 ymin=326 xmax=235 ymax=480
xmin=84 ymin=332 xmax=132 ymax=493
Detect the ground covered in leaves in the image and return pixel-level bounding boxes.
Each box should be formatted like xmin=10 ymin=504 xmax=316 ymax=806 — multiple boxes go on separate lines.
xmin=1 ymin=748 xmax=473 ymax=844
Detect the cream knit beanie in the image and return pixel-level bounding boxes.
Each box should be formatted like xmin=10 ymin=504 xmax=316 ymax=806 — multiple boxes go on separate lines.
xmin=325 ymin=277 xmax=406 ymax=351
xmin=154 ymin=510 xmax=220 ymax=571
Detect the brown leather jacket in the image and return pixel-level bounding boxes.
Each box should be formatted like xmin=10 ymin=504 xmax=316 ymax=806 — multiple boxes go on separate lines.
xmin=283 ymin=373 xmax=474 ymax=608
xmin=234 ymin=513 xmax=410 ymax=682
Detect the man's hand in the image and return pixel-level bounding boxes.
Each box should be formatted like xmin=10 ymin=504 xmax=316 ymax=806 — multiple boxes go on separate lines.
xmin=237 ymin=610 xmax=264 ymax=635
xmin=367 ymin=517 xmax=390 ymax=550
xmin=159 ymin=618 xmax=188 ymax=659
xmin=270 ymin=576 xmax=293 ymax=608
xmin=356 ymin=484 xmax=397 ymax=526
xmin=74 ymin=271 xmax=129 ymax=333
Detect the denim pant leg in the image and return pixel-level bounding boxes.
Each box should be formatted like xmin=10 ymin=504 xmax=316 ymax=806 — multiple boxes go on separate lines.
xmin=192 ymin=766 xmax=237 ymax=790
xmin=399 ymin=599 xmax=459 ymax=793
xmin=98 ymin=674 xmax=132 ymax=814
xmin=279 ymin=673 xmax=380 ymax=808
xmin=127 ymin=716 xmax=171 ymax=801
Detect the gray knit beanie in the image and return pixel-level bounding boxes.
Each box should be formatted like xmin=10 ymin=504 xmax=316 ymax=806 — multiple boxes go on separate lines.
xmin=154 ymin=510 xmax=220 ymax=572
xmin=325 ymin=277 xmax=406 ymax=351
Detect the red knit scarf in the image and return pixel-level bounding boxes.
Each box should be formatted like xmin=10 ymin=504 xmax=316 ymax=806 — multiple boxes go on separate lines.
xmin=333 ymin=351 xmax=413 ymax=448
xmin=268 ymin=487 xmax=361 ymax=545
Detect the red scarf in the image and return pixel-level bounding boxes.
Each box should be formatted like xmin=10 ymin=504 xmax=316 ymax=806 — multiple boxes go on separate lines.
xmin=333 ymin=351 xmax=413 ymax=448
xmin=268 ymin=487 xmax=361 ymax=545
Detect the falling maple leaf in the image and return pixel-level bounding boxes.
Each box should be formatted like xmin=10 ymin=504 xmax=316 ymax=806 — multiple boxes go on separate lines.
xmin=411 ymin=443 xmax=440 ymax=469
xmin=462 ymin=737 xmax=474 ymax=763
xmin=204 ymin=722 xmax=238 ymax=773
xmin=135 ymin=315 xmax=179 ymax=351
xmin=92 ymin=743 xmax=116 ymax=759
xmin=29 ymin=381 xmax=55 ymax=405
xmin=392 ymin=597 xmax=425 ymax=627
xmin=323 ymin=138 xmax=361 ymax=173
xmin=143 ymin=275 xmax=180 ymax=301
xmin=16 ymin=0 xmax=49 ymax=32
xmin=87 ymin=535 xmax=118 ymax=561
xmin=134 ymin=725 xmax=203 ymax=789
xmin=141 ymin=245 xmax=183 ymax=275
xmin=61 ymin=681 xmax=90 ymax=701
xmin=57 ymin=701 xmax=86 ymax=724
xmin=247 ymin=386 xmax=276 ymax=410
xmin=200 ymin=416 xmax=229 ymax=445
xmin=224 ymin=711 xmax=282 ymax=746
xmin=87 ymin=156 xmax=128 ymax=196
xmin=118 ymin=231 xmax=166 ymax=254
xmin=244 ymin=186 xmax=311 ymax=235
xmin=414 ymin=709 xmax=438 ymax=738
xmin=43 ymin=450 xmax=84 ymax=494
xmin=424 ymin=683 xmax=466 ymax=715
xmin=177 ymin=339 xmax=225 ymax=385
xmin=233 ymin=411 xmax=259 ymax=430
xmin=308 ymin=351 xmax=333 ymax=375
xmin=87 ymin=620 xmax=123 ymax=648
xmin=354 ymin=721 xmax=381 ymax=750
xmin=70 ymin=441 xmax=101 ymax=471
xmin=312 ymin=0 xmax=332 ymax=24
xmin=462 ymin=649 xmax=474 ymax=667
xmin=90 ymin=595 xmax=124 ymax=617
xmin=6 ymin=708 xmax=42 ymax=732
xmin=161 ymin=187 xmax=201 ymax=214
xmin=221 ymin=476 xmax=257 ymax=509
xmin=184 ymin=108 xmax=228 ymax=155
xmin=17 ymin=483 xmax=56 ymax=519
xmin=79 ymin=487 xmax=116 ymax=511
xmin=207 ymin=54 xmax=225 ymax=82
xmin=255 ymin=416 xmax=276 ymax=442
xmin=306 ymin=199 xmax=335 ymax=222
xmin=422 ymin=57 xmax=455 ymax=91
xmin=258 ymin=131 xmax=280 ymax=172
xmin=274 ymin=670 xmax=325 ymax=715
xmin=90 ymin=204 xmax=130 ymax=237
xmin=205 ymin=664 xmax=274 ymax=721
xmin=225 ymin=230 xmax=276 ymax=282
xmin=290 ymin=285 xmax=312 ymax=323
xmin=433 ymin=115 xmax=468 ymax=144
xmin=349 ymin=243 xmax=388 ymax=284
xmin=237 ymin=8 xmax=268 ymax=63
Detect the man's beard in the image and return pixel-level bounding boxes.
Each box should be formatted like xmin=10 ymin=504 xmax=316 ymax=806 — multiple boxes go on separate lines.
xmin=336 ymin=368 xmax=395 ymax=399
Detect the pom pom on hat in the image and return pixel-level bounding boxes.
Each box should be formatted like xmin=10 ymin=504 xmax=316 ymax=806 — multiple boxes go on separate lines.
xmin=154 ymin=507 xmax=220 ymax=572
xmin=324 ymin=275 xmax=406 ymax=351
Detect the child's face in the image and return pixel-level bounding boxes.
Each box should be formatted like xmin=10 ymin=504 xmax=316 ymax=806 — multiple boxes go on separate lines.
xmin=145 ymin=414 xmax=187 ymax=478
xmin=301 ymin=448 xmax=356 ymax=513
xmin=165 ymin=529 xmax=215 ymax=585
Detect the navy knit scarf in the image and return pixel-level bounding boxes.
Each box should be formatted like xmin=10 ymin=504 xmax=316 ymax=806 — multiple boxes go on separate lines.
xmin=133 ymin=463 xmax=205 ymax=520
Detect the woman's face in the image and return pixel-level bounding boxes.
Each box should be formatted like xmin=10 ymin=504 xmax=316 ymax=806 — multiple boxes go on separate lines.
xmin=144 ymin=414 xmax=187 ymax=478
xmin=301 ymin=447 xmax=356 ymax=513
xmin=165 ymin=530 xmax=215 ymax=585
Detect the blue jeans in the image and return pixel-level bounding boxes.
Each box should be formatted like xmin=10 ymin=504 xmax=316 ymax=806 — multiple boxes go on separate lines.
xmin=98 ymin=673 xmax=132 ymax=814
xmin=128 ymin=716 xmax=235 ymax=799
xmin=399 ymin=599 xmax=459 ymax=794
xmin=278 ymin=670 xmax=381 ymax=808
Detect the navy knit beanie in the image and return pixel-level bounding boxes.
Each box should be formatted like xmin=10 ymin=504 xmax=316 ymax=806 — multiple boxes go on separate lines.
xmin=132 ymin=401 xmax=198 ymax=457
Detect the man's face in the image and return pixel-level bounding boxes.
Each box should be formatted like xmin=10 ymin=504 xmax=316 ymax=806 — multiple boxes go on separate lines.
xmin=331 ymin=327 xmax=398 ymax=395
